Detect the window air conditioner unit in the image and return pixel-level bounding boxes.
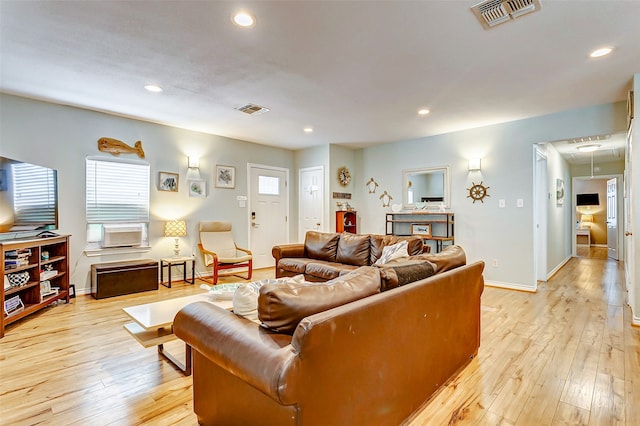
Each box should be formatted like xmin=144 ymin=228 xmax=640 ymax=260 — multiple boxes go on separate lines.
xmin=101 ymin=224 xmax=143 ymax=248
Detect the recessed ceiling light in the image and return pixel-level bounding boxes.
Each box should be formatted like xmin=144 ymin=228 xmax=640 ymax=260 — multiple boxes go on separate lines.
xmin=233 ymin=11 xmax=255 ymax=27
xmin=589 ymin=47 xmax=613 ymax=58
xmin=418 ymin=109 xmax=430 ymax=116
xmin=303 ymin=127 xmax=313 ymax=133
xmin=577 ymin=144 xmax=602 ymax=152
xmin=144 ymin=84 xmax=163 ymax=93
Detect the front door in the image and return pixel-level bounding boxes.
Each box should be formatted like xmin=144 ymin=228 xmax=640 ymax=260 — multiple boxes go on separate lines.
xmin=606 ymin=178 xmax=618 ymax=260
xmin=299 ymin=166 xmax=324 ymax=241
xmin=248 ymin=164 xmax=289 ymax=269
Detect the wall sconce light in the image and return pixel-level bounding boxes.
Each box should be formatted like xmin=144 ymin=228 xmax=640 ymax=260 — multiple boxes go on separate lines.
xmin=164 ymin=219 xmax=187 ymax=257
xmin=188 ymin=156 xmax=200 ymax=169
xmin=468 ymin=158 xmax=482 ymax=171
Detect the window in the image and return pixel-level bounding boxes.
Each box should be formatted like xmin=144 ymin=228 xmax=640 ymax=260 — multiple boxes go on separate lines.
xmin=258 ymin=175 xmax=280 ymax=195
xmin=85 ymin=157 xmax=150 ymax=249
xmin=12 ymin=163 xmax=57 ymax=226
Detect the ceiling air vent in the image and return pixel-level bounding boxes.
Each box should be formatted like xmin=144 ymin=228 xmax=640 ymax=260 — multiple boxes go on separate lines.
xmin=471 ymin=0 xmax=541 ymax=29
xmin=235 ymin=103 xmax=270 ymax=115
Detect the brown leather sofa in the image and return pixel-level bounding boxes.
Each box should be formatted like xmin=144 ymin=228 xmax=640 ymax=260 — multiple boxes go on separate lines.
xmin=174 ymin=250 xmax=484 ymax=426
xmin=272 ymin=231 xmax=426 ymax=282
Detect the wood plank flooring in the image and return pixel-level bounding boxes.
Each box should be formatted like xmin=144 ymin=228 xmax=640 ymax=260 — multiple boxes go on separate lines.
xmin=1 ymin=258 xmax=638 ymax=425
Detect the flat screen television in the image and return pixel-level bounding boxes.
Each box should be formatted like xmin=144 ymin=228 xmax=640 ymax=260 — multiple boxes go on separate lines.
xmin=576 ymin=193 xmax=599 ymax=206
xmin=0 ymin=156 xmax=59 ymax=238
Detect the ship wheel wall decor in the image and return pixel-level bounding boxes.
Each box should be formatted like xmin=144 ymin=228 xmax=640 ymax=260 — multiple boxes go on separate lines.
xmin=466 ymin=181 xmax=490 ymax=203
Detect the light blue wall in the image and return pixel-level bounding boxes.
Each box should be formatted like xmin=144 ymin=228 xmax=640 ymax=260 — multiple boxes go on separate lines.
xmin=355 ymin=101 xmax=627 ymax=290
xmin=0 ymin=94 xmax=295 ymax=293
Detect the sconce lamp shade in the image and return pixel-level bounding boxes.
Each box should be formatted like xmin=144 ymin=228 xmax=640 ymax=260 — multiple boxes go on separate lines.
xmin=164 ymin=219 xmax=187 ymax=237
xmin=581 ymin=214 xmax=594 ymax=223
xmin=188 ymin=156 xmax=200 ymax=168
xmin=468 ymin=158 xmax=482 ymax=171
xmin=165 ymin=219 xmax=187 ymax=257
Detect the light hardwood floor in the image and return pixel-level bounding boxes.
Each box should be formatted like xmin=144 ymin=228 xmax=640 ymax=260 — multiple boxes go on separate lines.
xmin=1 ymin=258 xmax=638 ymax=425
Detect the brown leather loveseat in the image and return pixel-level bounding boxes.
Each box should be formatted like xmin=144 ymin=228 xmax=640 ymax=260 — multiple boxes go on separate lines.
xmin=174 ymin=247 xmax=485 ymax=425
xmin=272 ymin=231 xmax=425 ymax=282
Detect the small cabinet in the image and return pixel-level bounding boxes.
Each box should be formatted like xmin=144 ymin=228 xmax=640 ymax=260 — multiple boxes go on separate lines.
xmin=336 ymin=211 xmax=357 ymax=234
xmin=1 ymin=235 xmax=70 ymax=338
xmin=386 ymin=212 xmax=454 ymax=253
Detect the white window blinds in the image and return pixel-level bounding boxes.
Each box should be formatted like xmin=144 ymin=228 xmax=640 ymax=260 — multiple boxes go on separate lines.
xmin=12 ymin=163 xmax=57 ymax=225
xmin=86 ymin=157 xmax=150 ymax=223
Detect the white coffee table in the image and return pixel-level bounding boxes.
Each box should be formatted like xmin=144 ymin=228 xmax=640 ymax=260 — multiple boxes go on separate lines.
xmin=123 ymin=293 xmax=232 ymax=375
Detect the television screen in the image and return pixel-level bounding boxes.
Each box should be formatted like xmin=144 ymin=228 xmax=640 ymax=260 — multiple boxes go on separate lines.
xmin=576 ymin=193 xmax=599 ymax=206
xmin=0 ymin=156 xmax=59 ymax=236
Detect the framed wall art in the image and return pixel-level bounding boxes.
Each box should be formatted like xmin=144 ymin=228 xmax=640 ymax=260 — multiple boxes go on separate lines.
xmin=411 ymin=223 xmax=431 ymax=236
xmin=215 ymin=165 xmax=235 ymax=189
xmin=159 ymin=171 xmax=179 ymax=192
xmin=188 ymin=179 xmax=206 ymax=198
xmin=556 ymin=178 xmax=565 ymax=207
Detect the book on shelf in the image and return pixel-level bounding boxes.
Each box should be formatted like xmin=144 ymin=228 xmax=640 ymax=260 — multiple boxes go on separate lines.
xmin=4 ymin=249 xmax=31 ymax=259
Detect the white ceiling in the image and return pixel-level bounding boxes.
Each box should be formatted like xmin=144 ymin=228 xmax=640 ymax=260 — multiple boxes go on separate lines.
xmin=1 ymin=1 xmax=638 ymax=151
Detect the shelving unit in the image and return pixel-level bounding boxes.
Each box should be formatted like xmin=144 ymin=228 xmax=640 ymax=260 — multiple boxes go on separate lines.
xmin=385 ymin=211 xmax=454 ymax=252
xmin=336 ymin=210 xmax=357 ymax=234
xmin=1 ymin=235 xmax=70 ymax=338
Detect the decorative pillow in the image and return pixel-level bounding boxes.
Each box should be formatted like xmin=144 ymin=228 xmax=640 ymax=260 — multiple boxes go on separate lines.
xmin=258 ymin=266 xmax=381 ymax=334
xmin=374 ymin=240 xmax=409 ymax=265
xmin=376 ymin=260 xmax=436 ymax=291
xmin=232 ymin=275 xmax=305 ymax=321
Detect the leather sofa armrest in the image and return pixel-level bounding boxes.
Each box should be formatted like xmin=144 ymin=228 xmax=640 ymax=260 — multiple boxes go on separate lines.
xmin=272 ymin=243 xmax=305 ymax=264
xmin=174 ymin=302 xmax=299 ymax=405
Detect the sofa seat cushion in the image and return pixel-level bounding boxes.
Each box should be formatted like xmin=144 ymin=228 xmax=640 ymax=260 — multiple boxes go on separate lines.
xmin=278 ymin=257 xmax=316 ymax=275
xmin=375 ymin=259 xmax=436 ymax=291
xmin=258 ymin=266 xmax=381 ymax=334
xmin=336 ymin=233 xmax=371 ymax=266
xmin=305 ymin=260 xmax=358 ymax=281
xmin=304 ymin=231 xmax=340 ymax=262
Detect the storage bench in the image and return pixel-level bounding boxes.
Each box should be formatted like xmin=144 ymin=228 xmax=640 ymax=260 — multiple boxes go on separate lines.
xmin=91 ymin=259 xmax=159 ymax=299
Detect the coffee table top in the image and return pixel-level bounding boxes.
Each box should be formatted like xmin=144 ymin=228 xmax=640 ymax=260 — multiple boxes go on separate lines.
xmin=123 ymin=293 xmax=232 ymax=329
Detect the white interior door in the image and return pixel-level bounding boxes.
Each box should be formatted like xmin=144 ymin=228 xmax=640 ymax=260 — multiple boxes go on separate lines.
xmin=624 ymin=122 xmax=634 ymax=306
xmin=248 ymin=164 xmax=289 ymax=269
xmin=606 ymin=177 xmax=618 ymax=260
xmin=299 ymin=166 xmax=324 ymax=241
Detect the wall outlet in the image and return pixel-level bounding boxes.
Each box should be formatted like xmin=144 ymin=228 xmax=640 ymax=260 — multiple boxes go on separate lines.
xmin=499 ymin=199 xmax=506 ymax=208
xmin=492 ymin=259 xmax=499 ymax=267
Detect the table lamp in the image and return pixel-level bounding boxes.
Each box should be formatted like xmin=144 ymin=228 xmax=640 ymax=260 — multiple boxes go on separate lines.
xmin=164 ymin=219 xmax=187 ymax=257
xmin=580 ymin=213 xmax=594 ymax=227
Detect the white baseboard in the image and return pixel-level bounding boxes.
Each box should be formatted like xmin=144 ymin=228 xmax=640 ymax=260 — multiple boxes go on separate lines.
xmin=546 ymin=255 xmax=572 ymax=281
xmin=484 ymin=280 xmax=537 ymax=293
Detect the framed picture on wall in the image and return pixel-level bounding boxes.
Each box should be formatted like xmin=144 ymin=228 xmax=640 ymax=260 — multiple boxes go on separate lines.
xmin=556 ymin=178 xmax=565 ymax=207
xmin=188 ymin=179 xmax=206 ymax=198
xmin=159 ymin=171 xmax=179 ymax=192
xmin=215 ymin=165 xmax=235 ymax=188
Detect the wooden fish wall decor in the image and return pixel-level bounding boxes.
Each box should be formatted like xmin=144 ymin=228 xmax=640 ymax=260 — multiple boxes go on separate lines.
xmin=97 ymin=137 xmax=145 ymax=158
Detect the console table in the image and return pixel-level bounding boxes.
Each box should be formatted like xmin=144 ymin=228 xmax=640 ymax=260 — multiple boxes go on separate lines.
xmin=385 ymin=211 xmax=454 ymax=253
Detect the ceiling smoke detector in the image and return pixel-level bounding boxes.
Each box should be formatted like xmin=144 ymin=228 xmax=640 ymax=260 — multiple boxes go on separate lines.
xmin=234 ymin=103 xmax=270 ymax=115
xmin=471 ymin=0 xmax=541 ymax=29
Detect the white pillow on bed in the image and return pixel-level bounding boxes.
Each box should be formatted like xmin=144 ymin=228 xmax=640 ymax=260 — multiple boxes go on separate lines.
xmin=374 ymin=240 xmax=409 ymax=265
xmin=233 ymin=275 xmax=306 ymax=322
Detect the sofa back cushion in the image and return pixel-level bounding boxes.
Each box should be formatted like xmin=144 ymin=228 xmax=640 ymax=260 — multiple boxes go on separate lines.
xmin=304 ymin=231 xmax=340 ymax=262
xmin=336 ymin=233 xmax=371 ymax=266
xmin=411 ymin=245 xmax=466 ymax=273
xmin=369 ymin=235 xmax=423 ymax=265
xmin=258 ymin=266 xmax=381 ymax=334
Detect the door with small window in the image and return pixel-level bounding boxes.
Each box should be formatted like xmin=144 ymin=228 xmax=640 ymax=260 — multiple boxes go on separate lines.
xmin=248 ymin=164 xmax=289 ymax=269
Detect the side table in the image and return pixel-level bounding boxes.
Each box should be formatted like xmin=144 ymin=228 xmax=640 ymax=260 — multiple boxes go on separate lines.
xmin=160 ymin=256 xmax=195 ymax=288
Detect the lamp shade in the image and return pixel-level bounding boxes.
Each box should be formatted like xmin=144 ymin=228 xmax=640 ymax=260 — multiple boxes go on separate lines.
xmin=164 ymin=219 xmax=187 ymax=237
xmin=581 ymin=214 xmax=594 ymax=223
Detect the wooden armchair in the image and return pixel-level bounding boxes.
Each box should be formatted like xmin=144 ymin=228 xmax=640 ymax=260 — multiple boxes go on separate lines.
xmin=198 ymin=221 xmax=252 ymax=285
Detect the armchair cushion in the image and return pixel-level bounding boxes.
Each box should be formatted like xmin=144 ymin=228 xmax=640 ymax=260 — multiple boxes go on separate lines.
xmin=258 ymin=266 xmax=381 ymax=334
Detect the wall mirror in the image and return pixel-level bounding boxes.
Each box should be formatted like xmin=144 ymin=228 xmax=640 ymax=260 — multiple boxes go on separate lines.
xmin=402 ymin=166 xmax=450 ymax=208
